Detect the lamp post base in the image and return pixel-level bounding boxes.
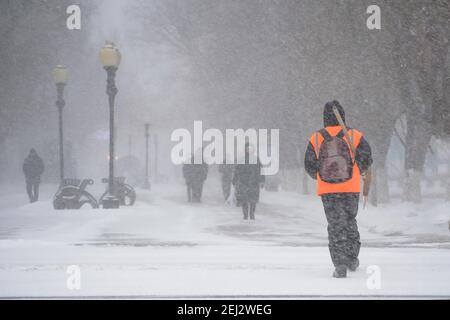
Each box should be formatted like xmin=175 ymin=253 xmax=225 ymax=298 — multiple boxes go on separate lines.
xmin=143 ymin=180 xmax=151 ymax=190
xmin=102 ymin=195 xmax=120 ymax=209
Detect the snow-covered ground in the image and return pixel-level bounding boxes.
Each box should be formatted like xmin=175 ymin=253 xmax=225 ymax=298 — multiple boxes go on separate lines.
xmin=0 ymin=180 xmax=449 ymax=298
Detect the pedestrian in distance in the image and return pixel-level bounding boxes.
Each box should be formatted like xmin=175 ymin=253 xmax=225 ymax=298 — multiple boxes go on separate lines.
xmin=182 ymin=152 xmax=208 ymax=203
xmin=232 ymin=143 xmax=265 ymax=220
xmin=219 ymin=158 xmax=234 ymax=201
xmin=23 ymin=148 xmax=45 ymax=203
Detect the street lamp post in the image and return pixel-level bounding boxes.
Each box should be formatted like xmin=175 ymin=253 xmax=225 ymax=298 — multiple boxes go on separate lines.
xmin=154 ymin=133 xmax=158 ymax=182
xmin=99 ymin=41 xmax=121 ymax=209
xmin=52 ymin=65 xmax=67 ymax=185
xmin=144 ymin=123 xmax=151 ymax=190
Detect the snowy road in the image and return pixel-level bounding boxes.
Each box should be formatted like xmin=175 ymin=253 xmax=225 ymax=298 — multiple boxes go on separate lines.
xmin=0 ymin=182 xmax=449 ymax=298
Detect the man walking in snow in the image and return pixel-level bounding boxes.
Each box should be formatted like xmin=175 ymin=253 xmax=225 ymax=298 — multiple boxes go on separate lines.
xmin=232 ymin=143 xmax=265 ymax=220
xmin=304 ymin=100 xmax=372 ymax=278
xmin=182 ymin=154 xmax=208 ymax=203
xmin=23 ymin=148 xmax=45 ymax=203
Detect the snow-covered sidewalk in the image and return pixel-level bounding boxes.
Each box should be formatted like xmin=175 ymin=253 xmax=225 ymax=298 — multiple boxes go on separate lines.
xmin=0 ymin=182 xmax=449 ymax=298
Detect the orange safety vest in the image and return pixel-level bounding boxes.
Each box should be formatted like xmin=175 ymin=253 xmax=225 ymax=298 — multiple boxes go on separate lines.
xmin=309 ymin=126 xmax=363 ymax=195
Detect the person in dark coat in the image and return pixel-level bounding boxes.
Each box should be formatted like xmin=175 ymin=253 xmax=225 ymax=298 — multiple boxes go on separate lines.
xmin=182 ymin=155 xmax=208 ymax=203
xmin=219 ymin=161 xmax=234 ymax=201
xmin=232 ymin=143 xmax=265 ymax=220
xmin=304 ymin=100 xmax=372 ymax=278
xmin=23 ymin=148 xmax=45 ymax=203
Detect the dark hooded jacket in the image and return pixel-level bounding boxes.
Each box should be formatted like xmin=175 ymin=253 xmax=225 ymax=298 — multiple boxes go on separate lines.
xmin=304 ymin=100 xmax=372 ymax=183
xmin=23 ymin=150 xmax=45 ymax=182
xmin=232 ymin=153 xmax=265 ymax=204
xmin=182 ymin=156 xmax=208 ymax=184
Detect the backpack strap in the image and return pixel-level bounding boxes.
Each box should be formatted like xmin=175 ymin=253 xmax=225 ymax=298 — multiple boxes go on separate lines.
xmin=336 ymin=129 xmax=356 ymax=161
xmin=315 ymin=129 xmax=331 ymax=158
xmin=336 ymin=130 xmax=345 ymax=138
xmin=314 ymin=129 xmax=333 ymax=158
xmin=349 ymin=129 xmax=355 ymax=162
xmin=319 ymin=129 xmax=332 ymax=141
xmin=336 ymin=128 xmax=354 ymax=141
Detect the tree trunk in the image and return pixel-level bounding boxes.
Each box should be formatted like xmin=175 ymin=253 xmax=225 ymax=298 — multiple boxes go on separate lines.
xmin=301 ymin=169 xmax=309 ymax=195
xmin=365 ymin=97 xmax=395 ymax=204
xmin=447 ymin=179 xmax=450 ymax=201
xmin=404 ymin=169 xmax=423 ymax=203
xmin=377 ymin=166 xmax=391 ymax=204
xmin=369 ymin=166 xmax=378 ymax=206
xmin=447 ymin=160 xmax=450 ymax=201
xmin=403 ymin=119 xmax=430 ymax=203
xmin=404 ymin=108 xmax=433 ymax=203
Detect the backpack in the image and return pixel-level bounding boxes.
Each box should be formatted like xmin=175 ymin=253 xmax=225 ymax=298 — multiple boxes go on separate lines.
xmin=316 ymin=129 xmax=354 ymax=183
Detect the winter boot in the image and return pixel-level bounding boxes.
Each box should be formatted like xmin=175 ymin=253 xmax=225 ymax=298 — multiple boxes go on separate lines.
xmin=347 ymin=258 xmax=359 ymax=272
xmin=332 ymin=265 xmax=347 ymax=278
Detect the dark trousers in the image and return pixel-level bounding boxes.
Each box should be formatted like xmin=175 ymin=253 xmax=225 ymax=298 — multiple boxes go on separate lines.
xmin=186 ymin=182 xmax=193 ymax=202
xmin=192 ymin=182 xmax=204 ymax=202
xmin=26 ymin=179 xmax=40 ymax=203
xmin=187 ymin=181 xmax=204 ymax=203
xmin=221 ymin=179 xmax=232 ymax=201
xmin=242 ymin=202 xmax=256 ymax=220
xmin=321 ymin=193 xmax=360 ymax=267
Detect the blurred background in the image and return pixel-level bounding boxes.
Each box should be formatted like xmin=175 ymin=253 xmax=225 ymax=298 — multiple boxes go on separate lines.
xmin=0 ymin=0 xmax=449 ymax=203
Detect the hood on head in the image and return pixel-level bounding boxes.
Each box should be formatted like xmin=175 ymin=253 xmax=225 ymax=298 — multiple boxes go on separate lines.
xmin=323 ymin=100 xmax=345 ymax=127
